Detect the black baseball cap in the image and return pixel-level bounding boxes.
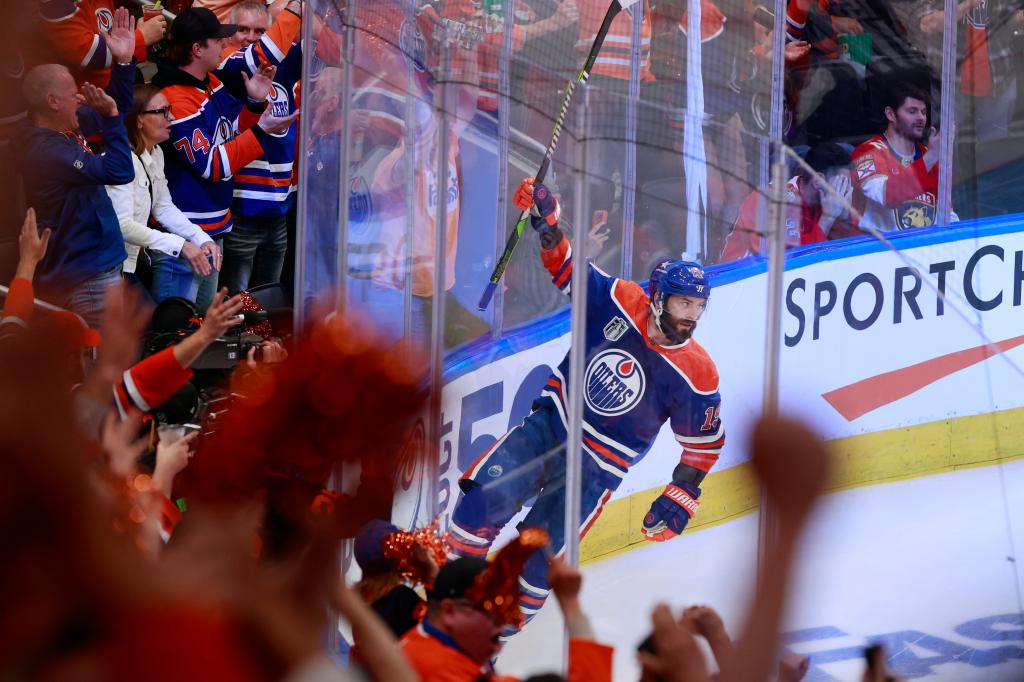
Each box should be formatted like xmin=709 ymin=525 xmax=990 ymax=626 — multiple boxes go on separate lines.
xmin=427 ymin=557 xmax=487 ymax=602
xmin=168 ymin=7 xmax=238 ymax=46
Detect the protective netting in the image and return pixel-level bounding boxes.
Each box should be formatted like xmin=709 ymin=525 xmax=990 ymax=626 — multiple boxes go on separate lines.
xmin=299 ymin=0 xmax=1024 ymax=678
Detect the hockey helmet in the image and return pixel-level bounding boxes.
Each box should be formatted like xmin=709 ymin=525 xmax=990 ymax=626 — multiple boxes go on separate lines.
xmin=649 ymin=259 xmax=710 ymax=309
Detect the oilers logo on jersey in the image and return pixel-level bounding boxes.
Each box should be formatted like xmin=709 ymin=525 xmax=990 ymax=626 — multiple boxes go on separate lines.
xmin=96 ymin=7 xmax=113 ymax=32
xmin=585 ymin=349 xmax=646 ymax=416
xmin=399 ymin=18 xmax=428 ymax=73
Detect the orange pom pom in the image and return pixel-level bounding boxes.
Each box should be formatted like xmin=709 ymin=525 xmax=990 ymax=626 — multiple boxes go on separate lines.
xmin=466 ymin=528 xmax=549 ymax=628
xmin=382 ymin=519 xmax=448 ymax=587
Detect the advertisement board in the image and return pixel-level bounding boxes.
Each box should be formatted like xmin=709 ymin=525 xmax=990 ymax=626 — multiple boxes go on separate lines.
xmin=393 ymin=218 xmax=1024 ymax=562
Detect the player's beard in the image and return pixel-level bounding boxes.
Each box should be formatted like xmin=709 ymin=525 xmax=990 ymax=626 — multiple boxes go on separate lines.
xmin=661 ymin=312 xmax=698 ymax=345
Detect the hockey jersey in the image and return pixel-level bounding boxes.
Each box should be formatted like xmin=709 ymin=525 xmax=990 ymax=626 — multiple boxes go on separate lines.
xmin=537 ymin=238 xmax=725 ymax=490
xmin=156 ymin=9 xmax=301 ymax=236
xmin=37 ymin=0 xmax=149 ymax=87
xmin=231 ymin=43 xmax=302 ymax=218
xmin=852 ymin=135 xmax=938 ymax=232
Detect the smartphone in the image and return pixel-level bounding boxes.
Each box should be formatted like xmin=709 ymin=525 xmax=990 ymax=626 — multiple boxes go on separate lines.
xmin=753 ymin=5 xmax=775 ymax=29
xmin=864 ymin=644 xmax=884 ymax=675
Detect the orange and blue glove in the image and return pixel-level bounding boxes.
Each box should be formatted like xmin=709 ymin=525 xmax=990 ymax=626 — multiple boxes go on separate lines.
xmin=641 ymin=483 xmax=701 ymax=542
xmin=513 ymin=177 xmax=560 ymax=233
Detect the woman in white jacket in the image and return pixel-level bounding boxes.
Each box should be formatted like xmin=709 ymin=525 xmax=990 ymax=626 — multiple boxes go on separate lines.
xmin=106 ymin=84 xmax=220 ymax=302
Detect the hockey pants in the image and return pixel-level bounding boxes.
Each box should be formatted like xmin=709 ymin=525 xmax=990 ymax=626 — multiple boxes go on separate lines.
xmin=448 ymin=403 xmax=618 ymax=630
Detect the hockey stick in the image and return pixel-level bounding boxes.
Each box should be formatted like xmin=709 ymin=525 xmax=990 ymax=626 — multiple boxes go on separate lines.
xmin=477 ymin=0 xmax=640 ymax=311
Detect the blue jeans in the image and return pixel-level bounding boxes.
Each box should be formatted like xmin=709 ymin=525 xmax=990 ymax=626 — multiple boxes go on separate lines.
xmin=63 ymin=265 xmax=123 ymax=332
xmin=220 ymin=214 xmax=288 ymax=293
xmin=150 ymin=238 xmax=222 ymax=309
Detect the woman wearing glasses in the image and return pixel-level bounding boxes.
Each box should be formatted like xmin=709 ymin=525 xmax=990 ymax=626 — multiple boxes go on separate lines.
xmin=106 ymin=84 xmax=220 ymax=301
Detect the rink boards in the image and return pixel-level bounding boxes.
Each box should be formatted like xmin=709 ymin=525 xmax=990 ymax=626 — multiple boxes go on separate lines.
xmin=393 ymin=216 xmax=1024 ymax=562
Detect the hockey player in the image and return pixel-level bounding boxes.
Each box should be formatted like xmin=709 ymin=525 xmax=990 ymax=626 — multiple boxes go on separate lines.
xmin=447 ymin=177 xmax=724 ymax=628
xmin=852 ymin=84 xmax=940 ymax=232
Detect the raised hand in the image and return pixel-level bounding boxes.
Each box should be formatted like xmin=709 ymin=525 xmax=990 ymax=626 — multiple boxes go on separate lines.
xmin=15 ymin=208 xmax=51 ymax=281
xmin=779 ymin=653 xmax=811 ymax=682
xmin=101 ymin=409 xmax=149 ymax=477
xmin=199 ymin=288 xmax=245 ymax=342
xmin=242 ymin=62 xmax=278 ymax=102
xmin=548 ymin=555 xmax=583 ymax=607
xmin=637 ymin=604 xmax=710 ymax=682
xmin=153 ymin=430 xmax=199 ymax=498
xmin=105 ymin=6 xmax=138 ymax=65
xmin=81 ymin=82 xmax=119 ymax=117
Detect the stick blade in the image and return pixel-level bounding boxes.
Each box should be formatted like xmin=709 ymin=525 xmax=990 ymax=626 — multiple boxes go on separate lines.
xmin=478 ymin=282 xmax=498 ymax=311
xmin=616 ymin=0 xmax=642 ymax=8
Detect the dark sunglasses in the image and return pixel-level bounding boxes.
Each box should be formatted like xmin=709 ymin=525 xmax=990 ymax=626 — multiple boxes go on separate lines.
xmin=142 ymin=107 xmax=172 ymax=120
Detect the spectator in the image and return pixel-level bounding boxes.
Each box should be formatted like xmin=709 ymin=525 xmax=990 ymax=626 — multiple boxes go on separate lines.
xmin=720 ymin=141 xmax=857 ymax=261
xmin=0 ymin=2 xmax=36 ymax=283
xmin=107 ymin=84 xmax=218 ymax=298
xmin=194 ymin=0 xmax=282 ymax=22
xmin=153 ymin=5 xmax=300 ymax=307
xmin=399 ymin=556 xmax=612 ymax=682
xmin=18 ymin=9 xmax=137 ymax=330
xmin=851 ymin=83 xmax=940 ymax=232
xmin=353 ymin=519 xmax=438 ymax=640
xmin=915 ymin=0 xmax=1023 ymax=143
xmin=36 ymin=0 xmax=167 ymax=88
xmin=221 ymin=0 xmax=302 ymax=294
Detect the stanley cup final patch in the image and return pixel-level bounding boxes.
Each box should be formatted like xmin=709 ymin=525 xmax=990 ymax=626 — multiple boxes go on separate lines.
xmin=604 ymin=316 xmax=629 ymax=341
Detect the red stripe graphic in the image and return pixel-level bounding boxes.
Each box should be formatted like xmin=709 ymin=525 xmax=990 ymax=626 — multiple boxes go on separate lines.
xmin=822 ymin=334 xmax=1024 ymax=421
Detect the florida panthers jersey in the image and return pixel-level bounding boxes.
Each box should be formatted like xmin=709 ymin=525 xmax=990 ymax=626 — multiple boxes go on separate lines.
xmin=852 ymin=135 xmax=938 ymax=232
xmin=536 ymin=238 xmax=725 ymax=489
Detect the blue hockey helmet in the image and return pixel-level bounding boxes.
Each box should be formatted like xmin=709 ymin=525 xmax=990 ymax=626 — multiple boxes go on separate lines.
xmin=649 ymin=259 xmax=710 ymax=309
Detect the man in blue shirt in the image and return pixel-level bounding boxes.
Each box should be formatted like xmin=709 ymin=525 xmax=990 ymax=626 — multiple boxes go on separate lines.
xmin=17 ymin=7 xmax=137 ymax=330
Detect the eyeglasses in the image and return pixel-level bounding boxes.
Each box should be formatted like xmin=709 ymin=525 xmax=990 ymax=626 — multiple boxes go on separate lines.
xmin=141 ymin=107 xmax=172 ymax=120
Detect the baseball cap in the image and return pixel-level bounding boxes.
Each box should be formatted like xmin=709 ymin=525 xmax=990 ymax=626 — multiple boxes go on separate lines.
xmin=427 ymin=557 xmax=487 ymax=602
xmin=168 ymin=8 xmax=238 ymax=46
xmin=353 ymin=519 xmax=400 ymax=576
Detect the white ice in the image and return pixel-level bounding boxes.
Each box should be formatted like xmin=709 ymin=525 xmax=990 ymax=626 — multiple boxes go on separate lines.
xmin=497 ymin=460 xmax=1024 ymax=681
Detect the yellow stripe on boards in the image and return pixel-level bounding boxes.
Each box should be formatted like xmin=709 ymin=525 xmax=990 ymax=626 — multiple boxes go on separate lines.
xmin=579 ymin=407 xmax=1024 ymax=564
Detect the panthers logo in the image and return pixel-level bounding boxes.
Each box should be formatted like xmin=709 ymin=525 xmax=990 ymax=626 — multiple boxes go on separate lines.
xmin=896 ymin=200 xmax=936 ymax=229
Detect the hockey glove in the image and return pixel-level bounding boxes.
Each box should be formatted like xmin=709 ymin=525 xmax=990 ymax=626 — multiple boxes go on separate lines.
xmin=513 ymin=177 xmax=560 ymax=232
xmin=641 ymin=483 xmax=701 ymax=542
